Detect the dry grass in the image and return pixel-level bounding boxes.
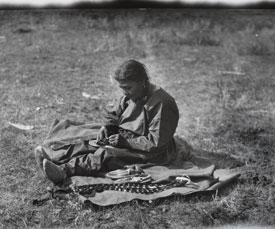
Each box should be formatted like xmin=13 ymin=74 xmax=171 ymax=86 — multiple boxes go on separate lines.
xmin=0 ymin=9 xmax=275 ymax=228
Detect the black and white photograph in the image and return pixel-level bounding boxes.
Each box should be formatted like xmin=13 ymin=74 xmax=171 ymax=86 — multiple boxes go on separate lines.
xmin=0 ymin=1 xmax=274 ymax=228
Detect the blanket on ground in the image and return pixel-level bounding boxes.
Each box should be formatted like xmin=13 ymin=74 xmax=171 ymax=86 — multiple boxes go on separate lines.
xmin=38 ymin=119 xmax=240 ymax=206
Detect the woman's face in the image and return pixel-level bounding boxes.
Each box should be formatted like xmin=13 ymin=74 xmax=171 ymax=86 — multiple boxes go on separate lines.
xmin=118 ymin=80 xmax=145 ymax=102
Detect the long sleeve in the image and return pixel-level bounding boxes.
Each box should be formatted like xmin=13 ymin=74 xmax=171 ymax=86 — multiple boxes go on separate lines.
xmin=104 ymin=96 xmax=128 ymax=133
xmin=126 ymin=99 xmax=179 ymax=153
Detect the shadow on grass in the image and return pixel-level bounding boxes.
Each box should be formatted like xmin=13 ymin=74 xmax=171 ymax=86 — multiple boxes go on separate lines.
xmin=192 ymin=149 xmax=245 ymax=169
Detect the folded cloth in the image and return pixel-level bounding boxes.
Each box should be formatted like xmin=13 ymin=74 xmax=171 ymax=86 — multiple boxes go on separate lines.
xmin=130 ymin=174 xmax=152 ymax=183
xmin=33 ymin=166 xmax=240 ymax=206
xmin=174 ymin=175 xmax=200 ymax=189
xmin=105 ymin=165 xmax=144 ymax=179
xmin=114 ymin=174 xmax=152 ymax=183
xmin=66 ymin=166 xmax=240 ymax=206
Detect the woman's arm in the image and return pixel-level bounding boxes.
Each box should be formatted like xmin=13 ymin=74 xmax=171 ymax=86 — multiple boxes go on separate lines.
xmin=126 ymin=100 xmax=179 ymax=152
xmin=103 ymin=96 xmax=129 ymax=135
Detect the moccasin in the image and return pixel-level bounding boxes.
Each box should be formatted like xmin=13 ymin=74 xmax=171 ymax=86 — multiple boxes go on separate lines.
xmin=43 ymin=159 xmax=67 ymax=184
xmin=34 ymin=146 xmax=50 ymax=176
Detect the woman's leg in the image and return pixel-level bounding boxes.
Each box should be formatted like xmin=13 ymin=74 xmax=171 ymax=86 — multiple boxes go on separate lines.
xmin=63 ymin=148 xmax=105 ymax=176
xmin=43 ymin=148 xmax=105 ymax=183
xmin=64 ymin=148 xmax=147 ymax=175
xmin=40 ymin=140 xmax=97 ymax=164
xmin=43 ymin=147 xmax=148 ymax=184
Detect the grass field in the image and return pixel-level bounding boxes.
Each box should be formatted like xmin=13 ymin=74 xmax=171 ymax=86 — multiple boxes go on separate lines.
xmin=0 ymin=9 xmax=275 ymax=228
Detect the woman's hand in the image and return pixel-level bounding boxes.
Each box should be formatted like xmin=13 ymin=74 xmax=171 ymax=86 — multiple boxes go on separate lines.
xmin=108 ymin=134 xmax=130 ymax=148
xmin=96 ymin=126 xmax=109 ymax=142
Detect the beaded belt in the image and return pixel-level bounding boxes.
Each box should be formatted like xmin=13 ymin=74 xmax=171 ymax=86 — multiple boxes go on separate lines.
xmin=73 ymin=181 xmax=185 ymax=197
xmin=71 ymin=175 xmax=198 ymax=197
xmin=33 ymin=175 xmax=199 ymax=206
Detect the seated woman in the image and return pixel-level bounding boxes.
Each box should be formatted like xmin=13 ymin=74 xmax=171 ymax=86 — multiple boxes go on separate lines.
xmin=35 ymin=59 xmax=181 ymax=184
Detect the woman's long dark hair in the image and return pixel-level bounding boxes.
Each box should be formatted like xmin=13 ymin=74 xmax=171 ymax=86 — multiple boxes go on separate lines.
xmin=114 ymin=59 xmax=149 ymax=83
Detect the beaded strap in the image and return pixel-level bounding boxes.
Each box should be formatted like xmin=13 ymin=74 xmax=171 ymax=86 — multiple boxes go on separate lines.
xmin=72 ymin=180 xmax=189 ymax=197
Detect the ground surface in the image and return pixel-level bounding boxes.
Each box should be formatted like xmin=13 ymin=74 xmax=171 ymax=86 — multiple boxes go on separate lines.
xmin=0 ymin=9 xmax=275 ymax=228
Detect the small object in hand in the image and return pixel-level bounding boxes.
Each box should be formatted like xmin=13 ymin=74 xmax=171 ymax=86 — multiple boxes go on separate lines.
xmin=96 ymin=138 xmax=110 ymax=146
xmin=89 ymin=139 xmax=116 ymax=149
